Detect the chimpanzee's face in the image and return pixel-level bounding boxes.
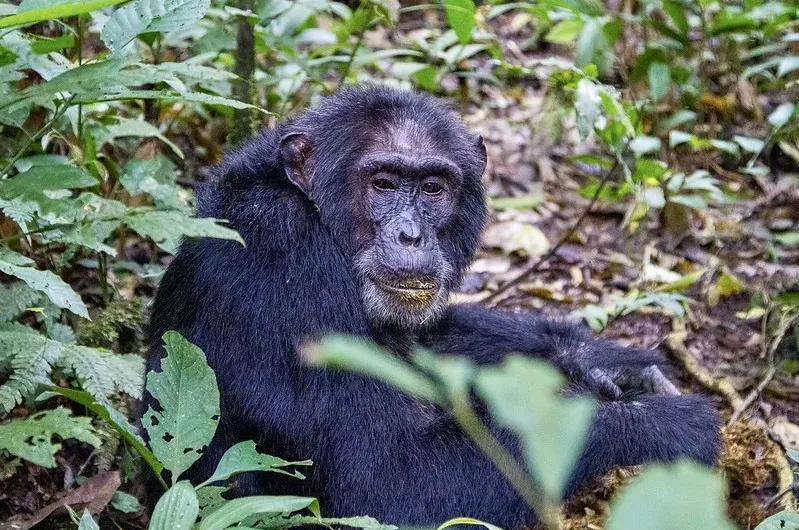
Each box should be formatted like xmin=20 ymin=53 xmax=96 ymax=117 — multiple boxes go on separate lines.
xmin=279 ymin=108 xmax=486 ymax=330
xmin=350 ymin=147 xmax=462 ymax=328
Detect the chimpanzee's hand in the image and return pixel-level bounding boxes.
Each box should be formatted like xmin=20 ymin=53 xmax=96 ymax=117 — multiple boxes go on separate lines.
xmin=580 ymin=365 xmax=681 ymax=399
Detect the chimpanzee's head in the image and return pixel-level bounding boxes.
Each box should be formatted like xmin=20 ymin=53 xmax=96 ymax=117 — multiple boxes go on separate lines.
xmin=278 ymin=86 xmax=487 ymax=328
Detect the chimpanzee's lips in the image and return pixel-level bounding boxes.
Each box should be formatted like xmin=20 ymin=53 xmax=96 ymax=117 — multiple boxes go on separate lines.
xmin=373 ymin=277 xmax=439 ymax=295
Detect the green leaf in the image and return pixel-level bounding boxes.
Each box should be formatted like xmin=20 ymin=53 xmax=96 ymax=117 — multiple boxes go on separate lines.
xmin=150 ymin=481 xmax=199 ymax=530
xmin=77 ymin=510 xmax=100 ymax=530
xmin=648 ymin=61 xmax=671 ymax=102
xmin=662 ymin=0 xmax=689 ymax=35
xmin=0 ymin=248 xmax=88 ymax=318
xmin=197 ymin=441 xmax=312 ymax=488
xmin=120 ymin=156 xmax=186 ymax=211
xmin=444 ymin=0 xmax=476 ymax=44
xmin=197 ymin=496 xmax=320 ymax=530
xmin=546 ymin=19 xmax=584 ymax=44
xmin=123 ymin=209 xmax=243 ymax=254
xmin=94 ymin=118 xmax=183 ymax=158
xmin=0 ymin=0 xmax=127 ymax=29
xmin=607 ymin=460 xmax=736 ymax=530
xmin=302 ymin=335 xmax=441 ymax=405
xmin=0 ymin=165 xmax=96 ymax=196
xmin=0 ymin=331 xmax=62 ymax=414
xmin=753 ymin=511 xmax=799 ymax=530
xmin=0 ymin=407 xmax=101 ymax=467
xmin=110 ymin=490 xmax=140 ymax=514
xmin=775 ymin=232 xmax=799 ymax=246
xmin=768 ymin=103 xmax=795 ymax=129
xmin=654 ymin=269 xmax=706 ymax=293
xmin=629 ymin=136 xmax=661 ymax=156
xmin=145 ymin=331 xmax=220 ymax=484
xmin=437 ymin=518 xmax=503 ymax=530
xmin=101 ymin=0 xmax=212 ymax=54
xmin=45 ymin=386 xmax=164 ymax=480
xmin=778 ymin=57 xmax=799 ymax=77
xmin=475 ymin=356 xmax=595 ymax=501
xmin=733 ymin=135 xmax=765 ymax=153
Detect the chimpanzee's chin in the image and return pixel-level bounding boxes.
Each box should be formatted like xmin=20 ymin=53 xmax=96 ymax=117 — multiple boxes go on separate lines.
xmin=361 ymin=279 xmax=447 ymax=328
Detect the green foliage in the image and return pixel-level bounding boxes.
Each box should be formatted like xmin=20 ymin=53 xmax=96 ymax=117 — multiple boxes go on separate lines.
xmin=0 ymin=407 xmax=101 ymax=467
xmin=476 ymin=357 xmax=595 ymax=501
xmin=102 ymin=0 xmax=213 ymax=53
xmin=144 ymin=331 xmax=220 ymax=485
xmin=607 ymin=461 xmax=735 ymax=530
xmin=753 ymin=511 xmax=799 ymax=530
xmin=150 ymin=481 xmax=200 ymax=530
xmin=0 ymin=329 xmax=144 ymax=415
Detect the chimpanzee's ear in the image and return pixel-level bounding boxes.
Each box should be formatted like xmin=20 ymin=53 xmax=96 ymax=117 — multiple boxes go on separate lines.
xmin=474 ymin=134 xmax=487 ymax=175
xmin=279 ymin=133 xmax=313 ymax=196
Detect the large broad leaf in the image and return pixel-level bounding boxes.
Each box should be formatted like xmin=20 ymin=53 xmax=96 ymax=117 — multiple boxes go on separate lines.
xmin=0 ymin=407 xmax=101 ymax=467
xmin=197 ymin=496 xmax=320 ymax=530
xmin=0 ymin=0 xmax=127 ymax=29
xmin=0 ymin=165 xmax=96 ymax=196
xmin=444 ymin=0 xmax=476 ymax=44
xmin=754 ymin=511 xmax=799 ymax=530
xmin=123 ymin=209 xmax=243 ymax=254
xmin=101 ymin=0 xmax=211 ymax=53
xmin=475 ymin=356 xmax=596 ymax=501
xmin=144 ymin=331 xmax=220 ymax=484
xmin=0 ymin=248 xmax=88 ymax=318
xmin=197 ymin=441 xmax=312 ymax=488
xmin=149 ymin=481 xmax=199 ymax=530
xmin=607 ymin=460 xmax=736 ymax=530
xmin=303 ymin=335 xmax=441 ymax=405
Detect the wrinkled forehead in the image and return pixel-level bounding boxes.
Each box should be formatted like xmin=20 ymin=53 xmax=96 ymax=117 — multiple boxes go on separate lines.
xmin=369 ymin=116 xmax=438 ymax=156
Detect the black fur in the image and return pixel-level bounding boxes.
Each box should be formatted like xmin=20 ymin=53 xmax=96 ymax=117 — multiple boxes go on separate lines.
xmin=146 ymin=85 xmax=720 ymax=528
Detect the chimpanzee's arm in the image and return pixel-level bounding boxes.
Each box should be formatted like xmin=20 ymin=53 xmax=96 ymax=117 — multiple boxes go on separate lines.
xmin=312 ymin=373 xmax=720 ymax=528
xmin=420 ymin=303 xmax=680 ymax=399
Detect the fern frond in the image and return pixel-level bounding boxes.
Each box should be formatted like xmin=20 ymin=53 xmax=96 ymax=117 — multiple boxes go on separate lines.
xmin=57 ymin=346 xmax=144 ymax=401
xmin=0 ymin=332 xmax=63 ymax=415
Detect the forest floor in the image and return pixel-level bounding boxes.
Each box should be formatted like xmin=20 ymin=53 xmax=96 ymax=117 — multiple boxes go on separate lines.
xmin=447 ymin=14 xmax=799 ymax=529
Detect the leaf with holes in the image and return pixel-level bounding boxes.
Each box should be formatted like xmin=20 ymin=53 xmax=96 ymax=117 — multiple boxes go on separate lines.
xmin=0 ymin=407 xmax=101 ymax=467
xmin=753 ymin=511 xmax=799 ymax=530
xmin=144 ymin=331 xmax=220 ymax=484
xmin=197 ymin=441 xmax=312 ymax=488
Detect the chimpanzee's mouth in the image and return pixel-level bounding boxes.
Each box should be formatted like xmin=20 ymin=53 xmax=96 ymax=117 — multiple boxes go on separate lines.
xmin=373 ymin=277 xmax=439 ymax=297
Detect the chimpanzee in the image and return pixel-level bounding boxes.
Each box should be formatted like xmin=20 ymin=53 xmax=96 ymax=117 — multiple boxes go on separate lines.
xmin=147 ymin=85 xmax=720 ymax=528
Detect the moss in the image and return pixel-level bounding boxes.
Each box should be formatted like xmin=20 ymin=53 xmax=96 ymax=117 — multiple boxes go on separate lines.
xmin=78 ymin=298 xmax=145 ymax=352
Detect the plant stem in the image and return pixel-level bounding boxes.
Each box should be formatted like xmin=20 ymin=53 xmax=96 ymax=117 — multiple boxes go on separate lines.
xmin=231 ymin=0 xmax=256 ymax=144
xmin=450 ymin=398 xmax=562 ymax=529
xmin=0 ymin=100 xmax=72 ymax=179
xmin=339 ymin=29 xmax=366 ymax=89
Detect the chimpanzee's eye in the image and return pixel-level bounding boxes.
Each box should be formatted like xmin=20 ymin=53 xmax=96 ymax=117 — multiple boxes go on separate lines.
xmin=421 ymin=181 xmax=443 ymax=196
xmin=372 ymin=178 xmax=397 ymax=192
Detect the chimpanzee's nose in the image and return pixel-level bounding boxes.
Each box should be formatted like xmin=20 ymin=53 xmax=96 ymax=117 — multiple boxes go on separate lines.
xmin=397 ymin=216 xmax=422 ymax=247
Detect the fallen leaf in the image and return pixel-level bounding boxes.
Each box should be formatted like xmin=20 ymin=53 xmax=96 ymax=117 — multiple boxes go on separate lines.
xmin=0 ymin=471 xmax=121 ymax=530
xmin=483 ymin=221 xmax=550 ymax=258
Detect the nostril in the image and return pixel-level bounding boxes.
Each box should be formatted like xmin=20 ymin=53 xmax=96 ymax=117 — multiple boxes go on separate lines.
xmin=398 ymin=231 xmax=418 ymax=246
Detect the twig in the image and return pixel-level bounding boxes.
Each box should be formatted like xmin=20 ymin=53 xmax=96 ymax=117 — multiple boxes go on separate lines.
xmin=664 ymin=318 xmax=744 ymax=410
xmin=483 ymin=157 xmax=619 ymax=306
xmin=728 ymin=366 xmax=777 ymax=425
